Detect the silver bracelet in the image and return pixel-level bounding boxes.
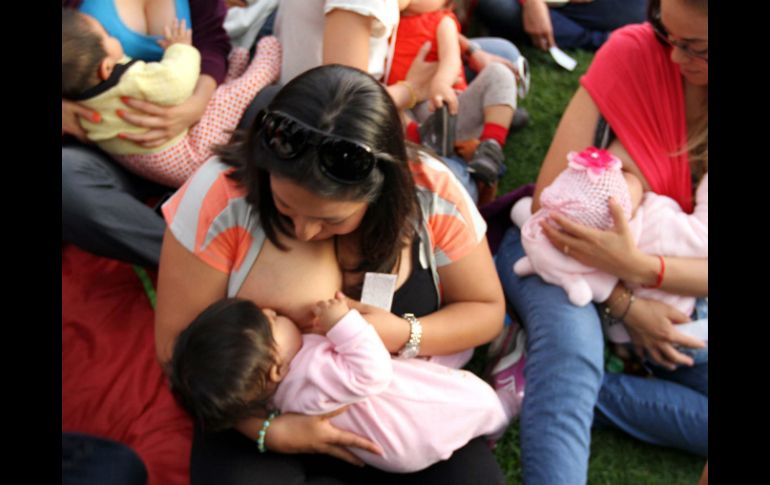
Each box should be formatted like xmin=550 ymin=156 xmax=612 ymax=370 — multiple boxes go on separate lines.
xmin=397 ymin=313 xmax=422 ymax=359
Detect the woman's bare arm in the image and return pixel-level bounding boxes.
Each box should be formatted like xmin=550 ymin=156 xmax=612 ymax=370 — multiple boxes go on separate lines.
xmin=323 ymin=8 xmax=372 ymax=70
xmin=154 ymin=228 xmax=229 ymax=365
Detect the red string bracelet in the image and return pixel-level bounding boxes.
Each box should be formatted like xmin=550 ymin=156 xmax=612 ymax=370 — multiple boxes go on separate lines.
xmin=643 ymin=255 xmax=665 ymax=289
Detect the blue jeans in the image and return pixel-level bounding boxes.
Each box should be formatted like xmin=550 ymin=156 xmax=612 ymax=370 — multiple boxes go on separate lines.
xmin=495 ymin=227 xmax=708 ymax=484
xmin=476 ymin=0 xmax=647 ymax=51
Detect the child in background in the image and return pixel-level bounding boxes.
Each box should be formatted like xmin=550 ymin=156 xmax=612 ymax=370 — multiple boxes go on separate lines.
xmin=61 ymin=8 xmax=280 ymax=188
xmin=168 ymin=294 xmax=520 ymax=473
xmin=511 ymin=147 xmax=708 ymax=343
xmin=387 ymin=0 xmax=526 ymax=192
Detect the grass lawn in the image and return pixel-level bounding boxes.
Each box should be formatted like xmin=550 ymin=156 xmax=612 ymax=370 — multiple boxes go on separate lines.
xmin=487 ymin=45 xmax=706 ymax=484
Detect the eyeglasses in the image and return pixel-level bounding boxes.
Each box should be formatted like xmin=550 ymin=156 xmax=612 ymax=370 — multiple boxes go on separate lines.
xmin=254 ymin=109 xmax=380 ymax=184
xmin=651 ymin=13 xmax=708 ymax=62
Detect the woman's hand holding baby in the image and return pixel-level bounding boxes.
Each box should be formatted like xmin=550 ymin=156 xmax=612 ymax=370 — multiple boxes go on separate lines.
xmin=62 ymin=99 xmax=100 ymax=142
xmin=541 ymin=197 xmax=652 ymax=283
xmin=261 ymin=409 xmax=382 ymax=466
xmin=623 ymin=297 xmax=705 ymax=370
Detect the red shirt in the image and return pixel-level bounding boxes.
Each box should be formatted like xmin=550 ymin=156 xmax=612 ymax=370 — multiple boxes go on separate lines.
xmin=581 ymin=23 xmax=693 ymax=213
xmin=387 ymin=10 xmax=467 ymax=91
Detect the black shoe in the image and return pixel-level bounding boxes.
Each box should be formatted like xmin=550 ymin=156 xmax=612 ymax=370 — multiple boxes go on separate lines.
xmin=468 ymin=139 xmax=505 ymax=185
xmin=509 ymin=108 xmax=529 ymax=133
xmin=418 ymin=104 xmax=457 ymax=157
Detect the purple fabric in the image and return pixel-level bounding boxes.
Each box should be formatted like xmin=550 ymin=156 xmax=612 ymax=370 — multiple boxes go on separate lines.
xmin=480 ymin=184 xmax=534 ymax=255
xmin=63 ymin=0 xmax=230 ymax=85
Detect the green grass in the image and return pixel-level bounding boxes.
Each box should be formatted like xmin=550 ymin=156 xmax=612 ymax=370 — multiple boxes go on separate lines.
xmin=487 ymin=46 xmax=705 ymax=484
xmin=499 ymin=46 xmax=596 ymax=194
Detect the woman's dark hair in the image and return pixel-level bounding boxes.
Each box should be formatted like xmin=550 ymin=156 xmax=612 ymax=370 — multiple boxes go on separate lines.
xmin=216 ymin=65 xmax=419 ymax=295
xmin=62 ymin=8 xmax=107 ymax=98
xmin=167 ymin=298 xmax=278 ymax=432
xmin=647 ymin=0 xmax=708 ymax=26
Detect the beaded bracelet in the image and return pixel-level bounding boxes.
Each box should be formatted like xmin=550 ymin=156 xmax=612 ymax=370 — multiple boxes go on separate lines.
xmin=257 ymin=410 xmax=281 ymax=453
xmin=618 ymin=292 xmax=636 ymax=320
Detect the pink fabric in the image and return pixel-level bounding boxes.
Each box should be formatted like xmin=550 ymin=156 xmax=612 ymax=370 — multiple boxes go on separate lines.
xmin=514 ymin=173 xmax=708 ymax=314
xmin=117 ymin=38 xmax=281 ymax=188
xmin=581 ymin=23 xmax=693 ymax=213
xmin=514 ymin=150 xmax=633 ymax=305
xmin=272 ymin=310 xmax=508 ymax=473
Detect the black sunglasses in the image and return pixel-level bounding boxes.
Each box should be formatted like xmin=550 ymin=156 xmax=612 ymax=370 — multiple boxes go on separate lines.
xmin=650 ymin=12 xmax=708 ymax=62
xmin=254 ymin=109 xmax=380 ymax=184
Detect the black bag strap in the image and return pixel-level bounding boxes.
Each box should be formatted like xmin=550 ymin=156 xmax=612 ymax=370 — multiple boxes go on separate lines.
xmin=594 ymin=115 xmax=615 ymax=149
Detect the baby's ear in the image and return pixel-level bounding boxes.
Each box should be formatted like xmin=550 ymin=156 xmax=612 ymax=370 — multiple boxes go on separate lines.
xmin=98 ymin=57 xmax=115 ymax=81
xmin=268 ymin=363 xmax=285 ymax=384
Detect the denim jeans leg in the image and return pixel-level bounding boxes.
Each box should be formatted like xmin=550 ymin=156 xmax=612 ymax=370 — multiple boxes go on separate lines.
xmin=496 ymin=227 xmax=605 ymax=485
xmin=441 ymin=155 xmax=479 ymax=204
xmin=551 ymin=0 xmax=647 ymax=50
xmin=466 ymin=37 xmax=523 ymax=83
xmin=596 ymin=371 xmax=708 ymax=456
xmin=475 ymin=0 xmax=524 ymax=42
xmin=549 ymin=10 xmax=608 ymax=51
xmin=556 ymin=0 xmax=647 ymax=32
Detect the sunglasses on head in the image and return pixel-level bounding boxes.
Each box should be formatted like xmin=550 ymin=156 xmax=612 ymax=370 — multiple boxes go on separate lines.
xmin=651 ymin=12 xmax=708 ymax=62
xmin=253 ymin=109 xmax=380 ymax=184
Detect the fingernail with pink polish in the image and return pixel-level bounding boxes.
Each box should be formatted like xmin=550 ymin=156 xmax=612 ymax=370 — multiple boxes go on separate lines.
xmin=91 ymin=112 xmax=101 ymax=123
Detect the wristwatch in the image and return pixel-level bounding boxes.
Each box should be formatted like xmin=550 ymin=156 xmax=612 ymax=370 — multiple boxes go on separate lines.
xmin=397 ymin=313 xmax=422 ymax=359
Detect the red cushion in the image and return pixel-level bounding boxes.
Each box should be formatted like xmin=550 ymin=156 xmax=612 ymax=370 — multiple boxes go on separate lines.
xmin=62 ymin=245 xmax=193 ymax=485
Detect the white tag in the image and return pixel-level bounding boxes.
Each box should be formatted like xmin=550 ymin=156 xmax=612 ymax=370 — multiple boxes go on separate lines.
xmin=549 ymin=46 xmax=578 ymax=71
xmin=361 ymin=272 xmax=398 ymax=311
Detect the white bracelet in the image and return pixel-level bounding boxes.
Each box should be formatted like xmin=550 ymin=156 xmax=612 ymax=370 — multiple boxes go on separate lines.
xmin=397 ymin=313 xmax=422 ymax=359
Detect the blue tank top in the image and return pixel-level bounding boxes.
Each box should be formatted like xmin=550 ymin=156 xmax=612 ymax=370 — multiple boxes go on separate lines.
xmin=79 ymin=0 xmax=192 ymax=62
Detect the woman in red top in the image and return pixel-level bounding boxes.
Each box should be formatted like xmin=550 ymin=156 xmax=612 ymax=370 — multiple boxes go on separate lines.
xmin=494 ymin=0 xmax=708 ymax=482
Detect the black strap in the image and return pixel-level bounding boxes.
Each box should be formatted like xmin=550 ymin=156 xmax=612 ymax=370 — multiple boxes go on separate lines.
xmin=594 ymin=115 xmax=615 ymax=149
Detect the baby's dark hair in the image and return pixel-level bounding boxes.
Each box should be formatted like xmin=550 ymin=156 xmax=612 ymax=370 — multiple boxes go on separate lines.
xmin=167 ymin=298 xmax=279 ymax=431
xmin=62 ymin=8 xmax=107 ymax=98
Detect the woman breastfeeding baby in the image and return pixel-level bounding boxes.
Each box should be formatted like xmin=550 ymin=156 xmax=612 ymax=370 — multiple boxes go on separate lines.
xmin=155 ymin=64 xmax=513 ymax=483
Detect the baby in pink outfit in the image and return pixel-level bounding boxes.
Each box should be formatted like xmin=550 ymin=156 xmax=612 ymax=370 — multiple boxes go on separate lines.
xmin=168 ymin=295 xmax=517 ymax=473
xmin=512 ymin=147 xmax=708 ymax=340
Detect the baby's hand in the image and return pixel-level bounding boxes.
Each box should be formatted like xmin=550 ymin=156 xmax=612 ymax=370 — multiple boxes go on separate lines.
xmin=428 ymin=79 xmax=459 ymax=115
xmin=157 ymin=19 xmax=192 ymax=49
xmin=312 ymin=294 xmax=350 ymax=334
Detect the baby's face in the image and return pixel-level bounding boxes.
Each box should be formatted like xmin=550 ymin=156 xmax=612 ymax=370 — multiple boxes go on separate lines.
xmin=81 ymin=13 xmax=124 ymax=63
xmin=262 ymin=309 xmax=303 ymax=372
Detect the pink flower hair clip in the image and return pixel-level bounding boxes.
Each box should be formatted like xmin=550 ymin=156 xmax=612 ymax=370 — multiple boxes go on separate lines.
xmin=566 ymin=147 xmax=622 ymax=182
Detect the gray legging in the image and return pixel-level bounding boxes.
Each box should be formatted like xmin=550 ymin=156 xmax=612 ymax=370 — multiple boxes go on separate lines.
xmin=62 ymin=142 xmax=168 ymax=267
xmin=411 ymin=62 xmax=518 ymax=141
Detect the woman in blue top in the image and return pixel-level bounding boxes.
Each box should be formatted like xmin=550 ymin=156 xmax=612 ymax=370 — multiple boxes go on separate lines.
xmin=61 ymin=0 xmax=230 ymax=267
